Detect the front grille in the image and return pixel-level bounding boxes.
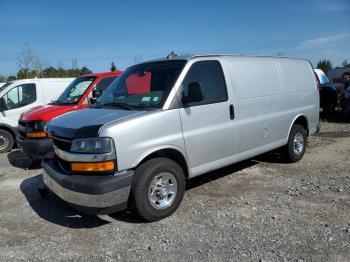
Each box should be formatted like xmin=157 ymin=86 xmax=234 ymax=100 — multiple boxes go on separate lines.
xmin=52 ymin=135 xmax=72 ymax=152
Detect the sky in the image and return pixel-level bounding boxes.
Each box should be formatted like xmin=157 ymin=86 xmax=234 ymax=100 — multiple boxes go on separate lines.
xmin=0 ymin=0 xmax=349 ymax=76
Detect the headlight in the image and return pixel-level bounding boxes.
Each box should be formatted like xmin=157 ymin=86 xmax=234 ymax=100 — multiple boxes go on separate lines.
xmin=70 ymin=137 xmax=114 ymax=154
xmin=30 ymin=120 xmax=46 ymax=131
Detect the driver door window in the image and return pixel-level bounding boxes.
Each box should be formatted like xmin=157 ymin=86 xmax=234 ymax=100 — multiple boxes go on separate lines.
xmin=3 ymin=84 xmax=36 ymax=110
xmin=86 ymin=76 xmax=117 ymax=105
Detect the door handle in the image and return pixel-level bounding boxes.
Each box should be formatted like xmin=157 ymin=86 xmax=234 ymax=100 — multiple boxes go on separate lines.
xmin=229 ymin=104 xmax=235 ymax=120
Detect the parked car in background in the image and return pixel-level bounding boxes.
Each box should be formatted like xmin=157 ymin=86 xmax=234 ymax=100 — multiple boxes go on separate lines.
xmin=17 ymin=71 xmax=122 ymax=162
xmin=314 ymin=69 xmax=338 ymax=113
xmin=0 ymin=78 xmax=74 ymax=153
xmin=326 ymin=68 xmax=350 ymax=111
xmin=341 ymin=74 xmax=350 ymax=113
xmin=42 ymin=55 xmax=319 ymax=221
xmin=0 ymin=83 xmax=5 ymax=88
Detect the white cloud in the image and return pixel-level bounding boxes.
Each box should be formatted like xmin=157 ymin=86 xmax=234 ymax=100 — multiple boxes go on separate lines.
xmin=297 ymin=33 xmax=350 ymax=50
xmin=311 ymin=0 xmax=350 ymax=13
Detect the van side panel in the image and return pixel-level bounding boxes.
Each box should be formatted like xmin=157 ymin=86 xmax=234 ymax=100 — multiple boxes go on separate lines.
xmin=228 ymin=57 xmax=287 ymax=153
xmin=42 ymin=79 xmax=73 ymax=103
xmin=278 ymin=59 xmax=319 ymax=135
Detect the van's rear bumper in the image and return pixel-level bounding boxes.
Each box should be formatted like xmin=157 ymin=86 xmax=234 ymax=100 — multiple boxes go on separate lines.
xmin=41 ymin=159 xmax=133 ymax=214
xmin=17 ymin=135 xmax=53 ymax=160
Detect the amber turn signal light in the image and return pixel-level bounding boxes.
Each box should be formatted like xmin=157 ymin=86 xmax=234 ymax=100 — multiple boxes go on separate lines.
xmin=71 ymin=161 xmax=115 ymax=172
xmin=26 ymin=132 xmax=47 ymax=138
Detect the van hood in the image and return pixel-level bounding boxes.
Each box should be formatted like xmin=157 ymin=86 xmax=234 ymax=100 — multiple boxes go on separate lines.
xmin=47 ymin=108 xmax=149 ymax=139
xmin=20 ymin=105 xmax=80 ymax=123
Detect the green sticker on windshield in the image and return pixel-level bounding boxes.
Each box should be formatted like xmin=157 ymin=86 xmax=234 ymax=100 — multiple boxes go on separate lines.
xmin=141 ymin=97 xmax=151 ymax=102
xmin=153 ymin=97 xmax=159 ymax=102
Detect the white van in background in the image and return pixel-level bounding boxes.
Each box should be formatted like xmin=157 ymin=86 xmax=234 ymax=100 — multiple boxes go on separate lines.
xmin=0 ymin=78 xmax=74 ymax=153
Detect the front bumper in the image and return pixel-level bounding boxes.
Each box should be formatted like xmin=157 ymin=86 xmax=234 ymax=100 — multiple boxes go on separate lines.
xmin=17 ymin=135 xmax=53 ymax=160
xmin=41 ymin=159 xmax=134 ymax=214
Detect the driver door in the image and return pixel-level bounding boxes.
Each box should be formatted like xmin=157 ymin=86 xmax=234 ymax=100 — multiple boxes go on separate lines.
xmin=0 ymin=83 xmax=41 ymax=127
xmin=178 ymin=60 xmax=238 ymax=173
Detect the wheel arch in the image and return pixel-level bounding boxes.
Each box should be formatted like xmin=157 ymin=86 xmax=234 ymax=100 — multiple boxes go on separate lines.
xmin=288 ymin=114 xmax=309 ymax=137
xmin=134 ymin=146 xmax=191 ymax=178
xmin=0 ymin=124 xmax=17 ymax=139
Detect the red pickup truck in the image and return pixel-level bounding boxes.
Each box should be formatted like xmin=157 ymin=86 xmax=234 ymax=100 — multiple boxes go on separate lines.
xmin=17 ymin=71 xmax=122 ymax=162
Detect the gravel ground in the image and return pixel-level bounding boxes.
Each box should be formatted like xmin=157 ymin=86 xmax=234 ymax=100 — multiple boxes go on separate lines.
xmin=0 ymin=120 xmax=350 ymax=261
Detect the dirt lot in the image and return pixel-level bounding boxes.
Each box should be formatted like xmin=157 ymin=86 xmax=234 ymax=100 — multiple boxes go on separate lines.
xmin=0 ymin=120 xmax=350 ymax=261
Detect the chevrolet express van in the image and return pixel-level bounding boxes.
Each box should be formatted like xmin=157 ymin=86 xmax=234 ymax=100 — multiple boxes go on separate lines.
xmin=0 ymin=78 xmax=74 ymax=153
xmin=17 ymin=72 xmax=121 ymax=162
xmin=42 ymin=55 xmax=320 ymax=221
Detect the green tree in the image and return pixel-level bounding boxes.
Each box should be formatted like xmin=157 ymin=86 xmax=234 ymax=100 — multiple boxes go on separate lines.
xmin=80 ymin=66 xmax=92 ymax=75
xmin=342 ymin=60 xmax=350 ymax=68
xmin=110 ymin=62 xmax=117 ymax=72
xmin=7 ymin=76 xmax=17 ymax=81
xmin=0 ymin=75 xmax=6 ymax=82
xmin=317 ymin=59 xmax=333 ymax=74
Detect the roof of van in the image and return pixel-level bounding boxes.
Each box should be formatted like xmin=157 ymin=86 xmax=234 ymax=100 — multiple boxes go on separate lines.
xmin=4 ymin=78 xmax=75 ymax=84
xmin=143 ymin=54 xmax=309 ymax=64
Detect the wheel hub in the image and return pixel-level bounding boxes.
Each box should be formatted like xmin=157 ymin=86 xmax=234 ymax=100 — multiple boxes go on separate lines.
xmin=293 ymin=133 xmax=304 ymax=156
xmin=0 ymin=135 xmax=9 ymax=150
xmin=148 ymin=172 xmax=178 ymax=210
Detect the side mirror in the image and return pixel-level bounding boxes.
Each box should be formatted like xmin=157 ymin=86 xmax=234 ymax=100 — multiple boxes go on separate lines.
xmin=92 ymin=90 xmax=103 ymax=98
xmin=90 ymin=90 xmax=103 ymax=104
xmin=181 ymin=82 xmax=204 ymax=105
xmin=0 ymin=97 xmax=7 ymax=111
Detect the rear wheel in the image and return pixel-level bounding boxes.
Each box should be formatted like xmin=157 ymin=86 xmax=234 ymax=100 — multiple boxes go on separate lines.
xmin=130 ymin=157 xmax=186 ymax=222
xmin=0 ymin=129 xmax=14 ymax=154
xmin=284 ymin=124 xmax=307 ymax=163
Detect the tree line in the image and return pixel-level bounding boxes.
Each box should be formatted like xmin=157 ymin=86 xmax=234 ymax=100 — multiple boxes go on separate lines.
xmin=317 ymin=59 xmax=350 ymax=74
xmin=1 ymin=44 xmax=349 ymax=83
xmin=0 ymin=44 xmax=118 ymax=82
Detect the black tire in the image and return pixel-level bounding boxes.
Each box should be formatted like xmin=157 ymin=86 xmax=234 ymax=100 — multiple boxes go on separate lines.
xmin=284 ymin=124 xmax=307 ymax=163
xmin=0 ymin=129 xmax=14 ymax=154
xmin=130 ymin=157 xmax=186 ymax=222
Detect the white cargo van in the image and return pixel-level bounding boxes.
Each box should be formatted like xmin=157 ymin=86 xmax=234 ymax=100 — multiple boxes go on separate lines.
xmin=42 ymin=55 xmax=320 ymax=221
xmin=0 ymin=78 xmax=74 ymax=153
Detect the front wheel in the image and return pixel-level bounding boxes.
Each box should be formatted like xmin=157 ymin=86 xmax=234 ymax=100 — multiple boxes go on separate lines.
xmin=130 ymin=157 xmax=186 ymax=222
xmin=0 ymin=129 xmax=14 ymax=154
xmin=284 ymin=124 xmax=307 ymax=163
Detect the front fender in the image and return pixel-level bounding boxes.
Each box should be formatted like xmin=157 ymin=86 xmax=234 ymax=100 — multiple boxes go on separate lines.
xmin=132 ymin=145 xmax=191 ymax=177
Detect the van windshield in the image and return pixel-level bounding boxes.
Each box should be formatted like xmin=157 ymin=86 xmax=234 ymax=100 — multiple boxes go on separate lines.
xmin=51 ymin=76 xmax=96 ymax=105
xmin=94 ymin=60 xmax=186 ymax=110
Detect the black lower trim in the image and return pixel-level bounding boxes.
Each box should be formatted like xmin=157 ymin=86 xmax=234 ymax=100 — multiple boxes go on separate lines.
xmin=17 ymin=135 xmax=53 ymax=159
xmin=41 ymin=159 xmax=134 ymax=195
